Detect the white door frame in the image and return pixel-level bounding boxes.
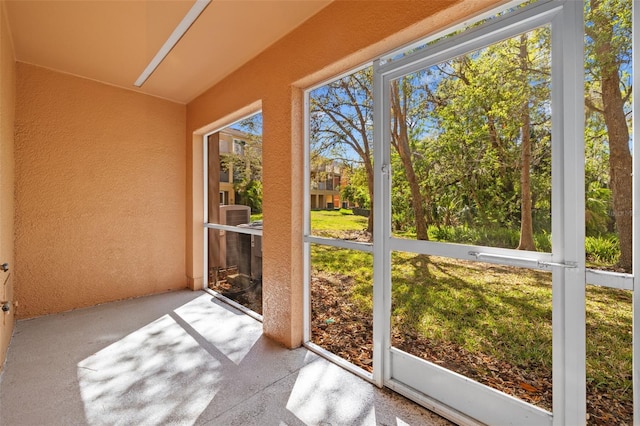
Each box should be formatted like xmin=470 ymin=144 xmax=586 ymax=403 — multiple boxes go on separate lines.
xmin=373 ymin=1 xmax=585 ymax=424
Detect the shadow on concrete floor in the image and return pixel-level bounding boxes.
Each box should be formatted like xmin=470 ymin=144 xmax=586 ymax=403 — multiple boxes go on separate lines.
xmin=0 ymin=290 xmax=452 ymax=426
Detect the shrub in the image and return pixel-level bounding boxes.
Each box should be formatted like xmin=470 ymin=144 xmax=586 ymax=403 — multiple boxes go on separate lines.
xmin=586 ymin=235 xmax=620 ymax=265
xmin=534 ymin=231 xmax=552 ymax=252
xmin=476 ymin=227 xmax=519 ymax=248
xmin=429 ymin=225 xmax=478 ymax=244
xmin=429 ymin=225 xmax=552 ymax=252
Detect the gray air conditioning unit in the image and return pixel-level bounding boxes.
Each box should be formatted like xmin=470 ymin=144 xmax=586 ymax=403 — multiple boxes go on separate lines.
xmin=217 ymin=205 xmax=251 ymax=270
xmin=237 ymin=220 xmax=262 ymax=281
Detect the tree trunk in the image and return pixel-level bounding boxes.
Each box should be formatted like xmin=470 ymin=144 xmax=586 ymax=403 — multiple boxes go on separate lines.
xmin=601 ymin=64 xmax=632 ymax=271
xmin=517 ymin=107 xmax=536 ymax=250
xmin=391 ymin=81 xmax=429 ymax=240
xmin=364 ymin=158 xmax=374 ymax=234
xmin=517 ymin=34 xmax=536 ymax=251
xmin=398 ymin=135 xmax=429 ymax=240
xmin=590 ymin=0 xmax=632 ymax=271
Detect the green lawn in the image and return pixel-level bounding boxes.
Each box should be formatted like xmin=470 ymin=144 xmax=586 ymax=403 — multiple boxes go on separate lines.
xmin=311 ymin=209 xmax=368 ymax=232
xmin=309 ymin=211 xmax=632 ymax=420
xmin=390 ymin=253 xmax=554 ymax=366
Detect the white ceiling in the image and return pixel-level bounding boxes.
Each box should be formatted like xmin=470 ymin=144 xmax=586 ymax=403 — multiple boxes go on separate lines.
xmin=4 ymin=0 xmax=333 ymax=103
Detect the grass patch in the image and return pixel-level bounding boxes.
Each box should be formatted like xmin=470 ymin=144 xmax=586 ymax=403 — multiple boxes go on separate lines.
xmin=310 ymin=244 xmax=373 ymax=311
xmin=313 ymin=249 xmax=632 ymax=417
xmin=311 ymin=209 xmax=368 ymax=233
xmin=586 ymin=285 xmax=632 ymax=395
xmin=310 ymin=213 xmax=631 ymax=420
xmin=391 ymin=253 xmax=553 ymax=367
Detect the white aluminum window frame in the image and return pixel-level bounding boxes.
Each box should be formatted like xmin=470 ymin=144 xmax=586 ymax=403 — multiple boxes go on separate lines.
xmin=203 ymin=118 xmax=264 ymax=322
xmin=302 ymin=61 xmax=377 ymax=382
xmin=632 ymin=0 xmax=639 ymax=419
xmin=302 ymin=0 xmax=637 ymax=424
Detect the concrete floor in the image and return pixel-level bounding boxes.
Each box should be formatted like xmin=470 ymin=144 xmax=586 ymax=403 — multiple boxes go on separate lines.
xmin=0 ymin=290 xmax=452 ymax=425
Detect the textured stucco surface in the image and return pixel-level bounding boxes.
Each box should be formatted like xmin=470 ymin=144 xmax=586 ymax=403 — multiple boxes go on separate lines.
xmin=15 ymin=63 xmax=187 ymax=318
xmin=0 ymin=1 xmax=15 ymax=370
xmin=186 ymin=0 xmax=503 ymax=347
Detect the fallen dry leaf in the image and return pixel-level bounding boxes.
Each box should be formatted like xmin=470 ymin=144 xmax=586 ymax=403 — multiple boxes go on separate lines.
xmin=519 ymin=382 xmax=539 ymax=393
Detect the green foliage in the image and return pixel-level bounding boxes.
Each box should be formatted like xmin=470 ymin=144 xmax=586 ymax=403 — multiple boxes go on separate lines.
xmin=428 ymin=225 xmax=475 ymax=243
xmin=586 ymin=235 xmax=620 ymax=265
xmin=341 ymin=184 xmax=369 ymax=209
xmin=585 ymin=0 xmax=632 ymax=85
xmin=309 ymin=68 xmax=374 ymax=232
xmin=235 ymin=179 xmax=262 ymax=213
xmin=585 ymin=0 xmax=633 ymax=271
xmin=534 ymin=231 xmax=552 ymax=253
xmin=383 ymin=27 xmax=554 ymax=245
xmin=345 ymin=166 xmax=371 ymax=209
xmin=223 ymin=119 xmax=263 ymax=213
xmin=308 ymin=0 xmax=631 ymax=268
xmin=427 ymin=225 xmax=520 ymax=249
xmin=585 ymin=182 xmax=612 ymax=236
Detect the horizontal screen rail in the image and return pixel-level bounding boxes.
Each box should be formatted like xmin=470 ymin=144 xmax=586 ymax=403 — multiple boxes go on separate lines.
xmin=204 ymin=223 xmax=262 ymax=236
xmin=586 ymin=269 xmax=634 ymax=291
xmin=468 ymin=251 xmax=577 ymax=269
xmin=304 ymin=235 xmax=373 ymax=253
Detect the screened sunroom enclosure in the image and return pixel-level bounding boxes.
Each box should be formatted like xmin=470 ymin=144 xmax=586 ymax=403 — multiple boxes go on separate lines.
xmin=303 ymin=1 xmax=638 ymax=424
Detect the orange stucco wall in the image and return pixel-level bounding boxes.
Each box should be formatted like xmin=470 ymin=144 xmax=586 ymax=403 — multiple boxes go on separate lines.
xmin=0 ymin=1 xmax=15 ymax=370
xmin=186 ymin=0 xmax=503 ymax=347
xmin=14 ymin=63 xmax=187 ymax=318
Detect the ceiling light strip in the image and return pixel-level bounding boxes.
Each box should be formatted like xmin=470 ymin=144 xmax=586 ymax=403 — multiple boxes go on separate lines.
xmin=134 ymin=0 xmax=211 ymax=87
